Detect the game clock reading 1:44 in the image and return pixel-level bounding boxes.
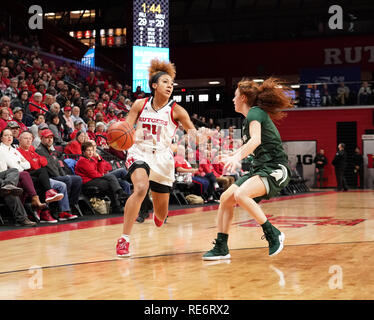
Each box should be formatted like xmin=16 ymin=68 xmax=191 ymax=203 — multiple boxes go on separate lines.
xmin=133 ymin=0 xmax=169 ymax=48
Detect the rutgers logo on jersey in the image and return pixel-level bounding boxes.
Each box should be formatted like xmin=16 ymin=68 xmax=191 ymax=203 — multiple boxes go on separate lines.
xmin=134 ymin=97 xmax=178 ymax=150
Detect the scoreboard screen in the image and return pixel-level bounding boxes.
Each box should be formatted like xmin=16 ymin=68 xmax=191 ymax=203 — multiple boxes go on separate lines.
xmin=133 ymin=0 xmax=169 ymax=48
xmin=132 ymin=46 xmax=169 ymax=93
xmin=132 ymin=0 xmax=170 ymax=93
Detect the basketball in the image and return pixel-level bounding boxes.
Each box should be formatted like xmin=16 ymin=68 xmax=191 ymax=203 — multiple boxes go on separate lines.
xmin=107 ymin=121 xmax=135 ymax=151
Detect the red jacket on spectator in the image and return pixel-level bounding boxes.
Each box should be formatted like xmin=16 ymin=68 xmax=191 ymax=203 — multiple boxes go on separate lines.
xmin=174 ymin=155 xmax=194 ymax=172
xmin=106 ymin=113 xmax=118 ymax=122
xmin=198 ymin=157 xmax=220 ymax=177
xmin=1 ymin=77 xmax=10 ymax=87
xmin=29 ymin=94 xmax=48 ymax=114
xmin=87 ymin=130 xmax=96 ymax=141
xmin=86 ymin=75 xmax=98 ymax=88
xmin=70 ymin=129 xmax=78 ymax=140
xmin=17 ymin=146 xmax=48 ymax=170
xmin=74 ymin=155 xmax=107 ymax=184
xmin=95 ymin=132 xmax=107 ymax=147
xmin=64 ymin=140 xmax=82 ymax=155
xmin=212 ymin=162 xmax=224 ymax=176
xmin=0 ymin=118 xmax=9 ymax=132
xmin=92 ymin=155 xmax=112 ymax=174
xmin=14 ymin=119 xmax=28 ymax=133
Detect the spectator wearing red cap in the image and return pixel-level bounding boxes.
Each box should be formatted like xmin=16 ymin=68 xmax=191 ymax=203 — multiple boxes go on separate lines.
xmin=36 ymin=129 xmax=80 ymax=221
xmin=17 ymin=130 xmax=64 ymax=205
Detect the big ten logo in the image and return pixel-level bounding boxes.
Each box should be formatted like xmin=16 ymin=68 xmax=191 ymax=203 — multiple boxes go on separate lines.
xmin=28 ymin=265 xmax=43 ymax=290
xmin=28 ymin=5 xmax=43 ymax=30
xmin=296 ymin=154 xmax=313 ymax=165
xmin=328 ymin=265 xmax=343 ymax=290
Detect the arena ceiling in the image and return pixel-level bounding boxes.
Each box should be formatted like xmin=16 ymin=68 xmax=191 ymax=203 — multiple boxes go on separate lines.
xmin=20 ymin=0 xmax=374 ymax=45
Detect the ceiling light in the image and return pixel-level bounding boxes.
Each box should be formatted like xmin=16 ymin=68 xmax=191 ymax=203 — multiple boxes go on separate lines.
xmin=253 ymin=79 xmax=264 ymax=83
xmin=208 ymin=81 xmax=220 ymax=85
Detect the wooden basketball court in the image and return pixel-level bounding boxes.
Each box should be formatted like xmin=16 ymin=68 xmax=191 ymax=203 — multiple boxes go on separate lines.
xmin=0 ymin=190 xmax=373 ymax=300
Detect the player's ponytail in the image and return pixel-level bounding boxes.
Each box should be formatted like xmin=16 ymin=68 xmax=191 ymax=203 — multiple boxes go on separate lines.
xmin=238 ymin=77 xmax=294 ymax=121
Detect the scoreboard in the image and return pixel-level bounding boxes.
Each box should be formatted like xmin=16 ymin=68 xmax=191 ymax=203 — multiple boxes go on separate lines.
xmin=132 ymin=0 xmax=170 ymax=93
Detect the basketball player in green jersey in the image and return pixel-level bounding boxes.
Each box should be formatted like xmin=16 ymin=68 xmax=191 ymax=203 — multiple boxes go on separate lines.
xmin=203 ymin=78 xmax=294 ymax=260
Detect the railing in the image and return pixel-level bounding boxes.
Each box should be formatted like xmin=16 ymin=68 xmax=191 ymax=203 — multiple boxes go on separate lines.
xmin=291 ymin=80 xmax=374 ymax=108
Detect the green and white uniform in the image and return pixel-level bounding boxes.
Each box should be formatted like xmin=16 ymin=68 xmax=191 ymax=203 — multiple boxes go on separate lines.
xmin=235 ymin=106 xmax=291 ymax=202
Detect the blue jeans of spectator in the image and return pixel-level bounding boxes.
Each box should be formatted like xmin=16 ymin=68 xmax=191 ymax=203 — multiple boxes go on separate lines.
xmin=192 ymin=176 xmax=210 ymax=195
xmin=50 ymin=179 xmax=70 ymax=212
xmin=53 ymin=175 xmax=82 ymax=207
xmin=110 ymin=168 xmax=131 ymax=195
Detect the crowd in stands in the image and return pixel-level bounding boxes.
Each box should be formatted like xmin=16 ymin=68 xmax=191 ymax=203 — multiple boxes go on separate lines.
xmin=0 ymin=39 xmax=250 ymax=228
xmin=0 ymin=33 xmax=321 ymax=228
xmin=299 ymin=81 xmax=373 ymax=107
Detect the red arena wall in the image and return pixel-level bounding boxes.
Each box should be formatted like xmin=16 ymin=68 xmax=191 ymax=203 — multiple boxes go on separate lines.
xmin=276 ymin=107 xmax=374 ymax=187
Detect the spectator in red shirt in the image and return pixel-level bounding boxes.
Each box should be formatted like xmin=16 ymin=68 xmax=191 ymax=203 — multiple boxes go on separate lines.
xmin=12 ymin=107 xmax=28 ymax=133
xmin=70 ymin=119 xmax=85 ymax=140
xmin=75 ymin=141 xmax=123 ymax=214
xmin=0 ymin=107 xmax=10 ymax=131
xmin=17 ymin=130 xmax=64 ymax=204
xmin=106 ymin=107 xmax=118 ymax=122
xmin=25 ymin=75 xmax=37 ymax=93
xmin=29 ymin=92 xmax=48 ymax=115
xmin=0 ymin=96 xmax=13 ymax=119
xmin=86 ymin=71 xmax=98 ymax=90
xmin=174 ymin=145 xmax=211 ymax=199
xmin=64 ymin=130 xmax=87 ymax=155
xmin=1 ymin=67 xmax=10 ymax=87
xmin=199 ymin=149 xmax=233 ymax=190
xmin=86 ymin=120 xmax=96 ymax=141
xmin=95 ymin=122 xmax=108 ymax=148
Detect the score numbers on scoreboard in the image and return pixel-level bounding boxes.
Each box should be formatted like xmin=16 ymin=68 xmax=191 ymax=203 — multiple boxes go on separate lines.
xmin=133 ymin=0 xmax=169 ymax=48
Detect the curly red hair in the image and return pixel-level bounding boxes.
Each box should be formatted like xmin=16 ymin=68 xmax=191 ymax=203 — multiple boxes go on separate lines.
xmin=237 ymin=77 xmax=294 ymax=121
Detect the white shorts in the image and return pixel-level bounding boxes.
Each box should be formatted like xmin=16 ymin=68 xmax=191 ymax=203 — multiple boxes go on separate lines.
xmin=125 ymin=145 xmax=175 ymax=187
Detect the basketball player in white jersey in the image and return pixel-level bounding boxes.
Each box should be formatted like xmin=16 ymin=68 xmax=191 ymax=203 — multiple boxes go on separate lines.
xmin=116 ymin=59 xmax=197 ymax=257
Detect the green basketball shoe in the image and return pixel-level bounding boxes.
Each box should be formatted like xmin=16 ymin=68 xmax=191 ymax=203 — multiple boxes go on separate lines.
xmin=202 ymin=238 xmax=231 ymax=260
xmin=261 ymin=225 xmax=285 ymax=256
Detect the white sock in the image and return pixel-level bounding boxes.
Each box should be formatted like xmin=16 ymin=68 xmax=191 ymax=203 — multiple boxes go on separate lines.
xmin=121 ymin=234 xmax=130 ymax=242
